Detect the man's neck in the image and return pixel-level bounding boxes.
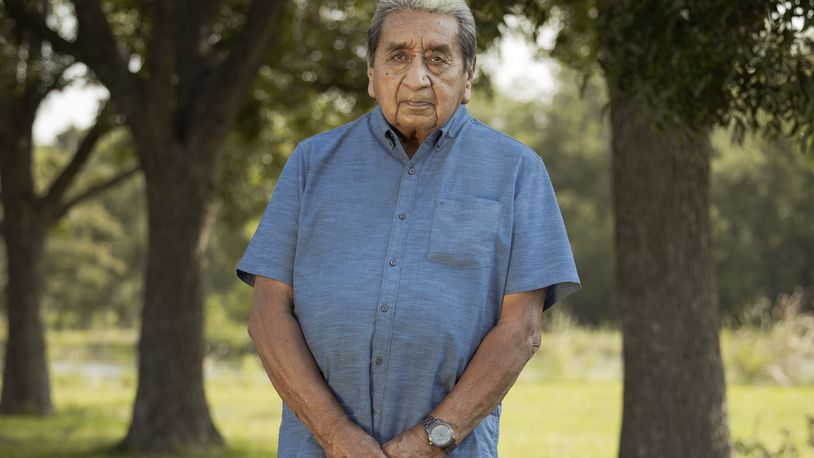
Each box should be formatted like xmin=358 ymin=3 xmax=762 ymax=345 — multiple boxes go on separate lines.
xmin=393 ymin=129 xmax=426 ymax=159
xmin=400 ymin=139 xmax=420 ymax=158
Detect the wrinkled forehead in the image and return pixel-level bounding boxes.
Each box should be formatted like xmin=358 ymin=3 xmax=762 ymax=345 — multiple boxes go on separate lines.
xmin=378 ymin=10 xmax=461 ymax=55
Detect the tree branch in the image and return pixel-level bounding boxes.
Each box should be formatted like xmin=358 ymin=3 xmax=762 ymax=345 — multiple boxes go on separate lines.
xmin=3 ymin=0 xmax=81 ymax=57
xmin=54 ymin=165 xmax=140 ymax=220
xmin=210 ymin=0 xmax=286 ymax=91
xmin=189 ymin=0 xmax=288 ymax=145
xmin=70 ymin=0 xmax=125 ymax=72
xmin=142 ymin=1 xmax=179 ymax=112
xmin=176 ymin=0 xmax=222 ymax=127
xmin=22 ymin=59 xmax=75 ymax=117
xmin=177 ymin=0 xmax=222 ymax=71
xmin=41 ymin=100 xmax=117 ymax=210
xmin=69 ymin=0 xmax=142 ymax=113
xmin=5 ymin=0 xmax=143 ymax=118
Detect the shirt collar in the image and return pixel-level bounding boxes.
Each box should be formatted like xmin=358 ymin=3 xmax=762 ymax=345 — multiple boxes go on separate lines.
xmin=369 ymin=104 xmax=471 ymax=152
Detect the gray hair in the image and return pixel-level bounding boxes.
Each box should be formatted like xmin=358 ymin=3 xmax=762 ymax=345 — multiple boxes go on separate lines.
xmin=367 ymin=0 xmax=477 ymax=72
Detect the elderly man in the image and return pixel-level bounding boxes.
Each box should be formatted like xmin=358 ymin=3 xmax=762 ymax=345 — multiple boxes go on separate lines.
xmin=237 ymin=0 xmax=580 ymax=456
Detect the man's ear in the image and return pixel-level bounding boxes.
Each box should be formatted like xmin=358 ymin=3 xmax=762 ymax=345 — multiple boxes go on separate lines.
xmin=461 ymin=56 xmax=476 ymax=105
xmin=367 ymin=63 xmax=376 ymax=98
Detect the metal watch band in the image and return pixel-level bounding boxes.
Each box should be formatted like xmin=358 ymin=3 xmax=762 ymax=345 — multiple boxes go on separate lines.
xmin=422 ymin=415 xmax=458 ymax=455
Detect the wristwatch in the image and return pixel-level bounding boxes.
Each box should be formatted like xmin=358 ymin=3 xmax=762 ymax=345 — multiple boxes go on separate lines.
xmin=422 ymin=415 xmax=457 ymax=455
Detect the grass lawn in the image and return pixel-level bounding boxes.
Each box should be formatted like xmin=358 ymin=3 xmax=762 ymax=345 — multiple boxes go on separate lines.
xmin=2 ymin=322 xmax=812 ymax=457
xmin=1 ymin=364 xmax=812 ymax=457
xmin=499 ymin=380 xmax=814 ymax=457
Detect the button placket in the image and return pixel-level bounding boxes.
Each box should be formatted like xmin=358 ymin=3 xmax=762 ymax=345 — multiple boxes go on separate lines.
xmin=370 ymin=156 xmax=424 ymax=434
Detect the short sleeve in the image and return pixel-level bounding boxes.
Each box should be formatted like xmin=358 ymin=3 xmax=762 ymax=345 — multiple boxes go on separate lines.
xmin=235 ymin=144 xmax=306 ymax=287
xmin=504 ymin=156 xmax=581 ymax=311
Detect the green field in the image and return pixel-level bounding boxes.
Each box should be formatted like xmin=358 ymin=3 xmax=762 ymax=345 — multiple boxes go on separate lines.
xmin=1 ymin=323 xmax=812 ymax=457
xmin=0 ymin=362 xmax=812 ymax=457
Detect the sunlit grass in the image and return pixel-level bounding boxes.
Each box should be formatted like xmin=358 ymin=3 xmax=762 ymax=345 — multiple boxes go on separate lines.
xmin=1 ymin=313 xmax=813 ymax=457
xmin=0 ymin=371 xmax=280 ymax=458
xmin=501 ymin=378 xmax=814 ymax=457
xmin=1 ymin=358 xmax=812 ymax=457
xmin=499 ymin=380 xmax=623 ymax=457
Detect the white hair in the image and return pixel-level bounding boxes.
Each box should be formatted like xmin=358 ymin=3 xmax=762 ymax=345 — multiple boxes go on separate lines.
xmin=367 ymin=0 xmax=477 ymax=72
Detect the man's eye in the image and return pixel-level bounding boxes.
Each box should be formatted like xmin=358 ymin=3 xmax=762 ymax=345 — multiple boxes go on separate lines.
xmin=429 ymin=56 xmax=446 ymax=64
xmin=392 ymin=53 xmax=407 ymax=61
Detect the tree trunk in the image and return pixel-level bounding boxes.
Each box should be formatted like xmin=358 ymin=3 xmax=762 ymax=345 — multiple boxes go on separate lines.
xmin=0 ymin=141 xmax=52 ymax=415
xmin=0 ymin=225 xmax=51 ymax=416
xmin=4 ymin=0 xmax=287 ymax=448
xmin=115 ymin=142 xmax=222 ymax=453
xmin=801 ymin=170 xmax=814 ymax=312
xmin=610 ymin=88 xmax=732 ymax=458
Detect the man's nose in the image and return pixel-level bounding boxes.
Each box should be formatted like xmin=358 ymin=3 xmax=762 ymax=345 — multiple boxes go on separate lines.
xmin=403 ymin=57 xmax=431 ymax=90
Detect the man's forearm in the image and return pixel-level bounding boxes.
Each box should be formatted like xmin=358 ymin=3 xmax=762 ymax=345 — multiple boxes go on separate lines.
xmin=429 ymin=318 xmax=539 ymax=442
xmin=382 ymin=301 xmax=542 ymax=458
xmin=248 ymin=279 xmax=359 ymax=449
xmin=250 ymin=313 xmax=348 ymax=443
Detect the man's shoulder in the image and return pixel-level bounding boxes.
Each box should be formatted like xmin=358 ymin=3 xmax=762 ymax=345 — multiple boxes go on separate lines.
xmin=463 ymin=117 xmax=545 ymax=168
xmin=297 ymin=111 xmax=375 ymax=152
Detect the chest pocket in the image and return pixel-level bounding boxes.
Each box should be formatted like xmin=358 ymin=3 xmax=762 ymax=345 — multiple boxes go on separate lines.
xmin=426 ymin=197 xmax=501 ymax=269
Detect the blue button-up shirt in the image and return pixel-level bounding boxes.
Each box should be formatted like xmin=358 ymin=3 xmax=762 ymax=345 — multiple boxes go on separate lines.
xmin=236 ymin=104 xmax=580 ymax=457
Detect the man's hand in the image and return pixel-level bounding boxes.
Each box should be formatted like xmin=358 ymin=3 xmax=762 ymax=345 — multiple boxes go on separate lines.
xmin=382 ymin=424 xmax=445 ymax=458
xmin=322 ymin=424 xmax=387 ymax=458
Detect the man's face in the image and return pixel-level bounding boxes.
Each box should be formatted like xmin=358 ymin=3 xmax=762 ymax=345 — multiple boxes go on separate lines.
xmin=367 ymin=10 xmax=475 ymax=141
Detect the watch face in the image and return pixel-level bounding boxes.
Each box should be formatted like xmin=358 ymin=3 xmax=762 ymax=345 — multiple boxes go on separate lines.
xmin=429 ymin=423 xmax=454 ymax=446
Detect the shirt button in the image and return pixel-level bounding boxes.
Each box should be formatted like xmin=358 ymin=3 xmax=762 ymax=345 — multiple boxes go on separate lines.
xmin=407 ymin=167 xmax=415 ymax=175
xmin=389 ymin=258 xmax=397 ymax=266
xmin=398 ymin=212 xmax=407 ymax=220
xmin=380 ymin=304 xmax=389 ymax=312
xmin=375 ymin=358 xmax=384 ymax=366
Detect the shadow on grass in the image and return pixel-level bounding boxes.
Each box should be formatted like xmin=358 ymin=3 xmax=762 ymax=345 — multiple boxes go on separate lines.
xmin=0 ymin=404 xmax=276 ymax=458
xmin=0 ymin=437 xmax=276 ymax=458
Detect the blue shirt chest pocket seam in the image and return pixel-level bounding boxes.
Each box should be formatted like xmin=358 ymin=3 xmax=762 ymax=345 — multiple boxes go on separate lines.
xmin=426 ymin=197 xmax=501 ymax=269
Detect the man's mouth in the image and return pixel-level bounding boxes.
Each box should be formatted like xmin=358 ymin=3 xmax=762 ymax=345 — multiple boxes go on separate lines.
xmin=402 ymin=100 xmax=433 ymax=107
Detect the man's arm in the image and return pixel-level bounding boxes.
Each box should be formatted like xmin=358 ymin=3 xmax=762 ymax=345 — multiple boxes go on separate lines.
xmin=248 ymin=275 xmax=387 ymax=458
xmin=382 ymin=287 xmax=547 ymax=457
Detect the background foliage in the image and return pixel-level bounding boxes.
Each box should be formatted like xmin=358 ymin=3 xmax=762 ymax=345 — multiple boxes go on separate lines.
xmin=11 ymin=67 xmax=812 ymax=331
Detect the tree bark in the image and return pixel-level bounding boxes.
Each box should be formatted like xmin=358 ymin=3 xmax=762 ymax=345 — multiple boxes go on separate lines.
xmin=0 ymin=136 xmax=52 ymax=416
xmin=610 ymin=87 xmax=732 ymax=458
xmin=0 ymin=209 xmax=52 ymax=416
xmin=115 ymin=140 xmax=223 ymax=452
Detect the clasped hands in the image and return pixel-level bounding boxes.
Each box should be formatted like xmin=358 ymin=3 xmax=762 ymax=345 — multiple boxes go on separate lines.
xmin=323 ymin=421 xmax=446 ymax=458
